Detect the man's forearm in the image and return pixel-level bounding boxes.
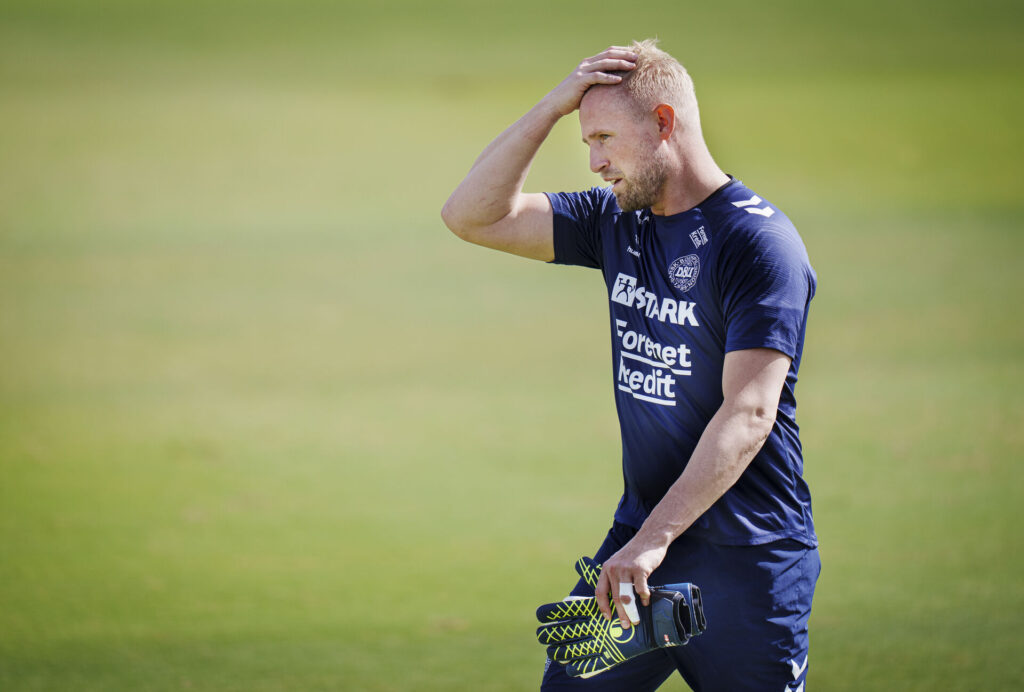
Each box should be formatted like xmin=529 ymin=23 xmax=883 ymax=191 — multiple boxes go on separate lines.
xmin=441 ymin=98 xmax=562 ymax=230
xmin=634 ymin=400 xmax=775 ymax=548
xmin=443 ymin=47 xmax=638 ymax=233
xmin=593 ymin=391 xmax=779 ymax=627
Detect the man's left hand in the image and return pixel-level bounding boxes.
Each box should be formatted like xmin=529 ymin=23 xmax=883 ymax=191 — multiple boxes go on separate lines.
xmin=537 ymin=555 xmax=707 ymax=678
xmin=595 ymin=536 xmax=670 ymax=629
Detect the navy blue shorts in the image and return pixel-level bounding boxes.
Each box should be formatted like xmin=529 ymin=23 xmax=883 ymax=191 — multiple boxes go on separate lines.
xmin=540 ymin=522 xmax=821 ymax=692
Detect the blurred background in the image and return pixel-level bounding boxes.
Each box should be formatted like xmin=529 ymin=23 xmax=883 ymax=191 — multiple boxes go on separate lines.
xmin=1 ymin=0 xmax=1022 ymax=689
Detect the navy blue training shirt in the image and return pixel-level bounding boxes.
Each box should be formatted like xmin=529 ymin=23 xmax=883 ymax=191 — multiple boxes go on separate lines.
xmin=546 ymin=178 xmax=817 ymax=547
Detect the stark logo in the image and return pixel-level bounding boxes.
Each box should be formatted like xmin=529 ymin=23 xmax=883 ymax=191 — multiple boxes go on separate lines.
xmin=609 ymin=272 xmax=700 ymax=327
xmin=611 ymin=273 xmax=638 ymax=306
xmin=668 ymin=255 xmax=700 ymax=293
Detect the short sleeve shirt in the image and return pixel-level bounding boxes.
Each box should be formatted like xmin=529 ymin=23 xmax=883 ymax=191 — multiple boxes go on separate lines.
xmin=546 ymin=178 xmax=817 ymax=547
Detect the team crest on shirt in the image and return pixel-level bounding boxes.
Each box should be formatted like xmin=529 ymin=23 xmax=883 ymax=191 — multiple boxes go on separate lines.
xmin=668 ymin=255 xmax=700 ymax=293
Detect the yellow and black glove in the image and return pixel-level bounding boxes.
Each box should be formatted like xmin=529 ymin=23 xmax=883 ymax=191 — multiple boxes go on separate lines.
xmin=536 ymin=556 xmax=706 ymax=678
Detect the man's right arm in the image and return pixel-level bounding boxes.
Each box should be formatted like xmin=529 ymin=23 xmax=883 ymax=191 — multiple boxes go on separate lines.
xmin=441 ymin=47 xmax=637 ymax=262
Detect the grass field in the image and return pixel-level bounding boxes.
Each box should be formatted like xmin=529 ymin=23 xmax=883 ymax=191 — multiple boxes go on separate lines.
xmin=2 ymin=1 xmax=1023 ymax=689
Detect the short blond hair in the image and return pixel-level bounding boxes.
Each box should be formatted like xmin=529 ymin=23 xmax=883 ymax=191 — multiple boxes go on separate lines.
xmin=617 ymin=39 xmax=699 ymax=127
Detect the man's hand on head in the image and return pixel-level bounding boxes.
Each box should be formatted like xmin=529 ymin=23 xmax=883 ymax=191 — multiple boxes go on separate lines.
xmin=543 ymin=47 xmax=637 ymax=117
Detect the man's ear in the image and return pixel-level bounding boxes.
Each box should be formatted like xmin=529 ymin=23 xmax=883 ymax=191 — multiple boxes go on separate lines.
xmin=654 ymin=104 xmax=676 ymax=140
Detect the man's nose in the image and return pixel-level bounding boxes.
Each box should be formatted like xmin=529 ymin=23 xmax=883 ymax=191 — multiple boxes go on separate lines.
xmin=590 ymin=150 xmax=608 ymax=174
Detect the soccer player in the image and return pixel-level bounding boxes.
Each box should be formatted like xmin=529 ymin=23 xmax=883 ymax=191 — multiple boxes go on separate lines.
xmin=442 ymin=40 xmax=820 ymax=691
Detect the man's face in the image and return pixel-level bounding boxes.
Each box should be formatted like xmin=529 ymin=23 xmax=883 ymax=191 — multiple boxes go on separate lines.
xmin=579 ymin=87 xmax=667 ymax=213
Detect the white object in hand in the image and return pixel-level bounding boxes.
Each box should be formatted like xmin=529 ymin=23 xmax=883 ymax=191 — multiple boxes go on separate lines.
xmin=618 ymin=582 xmax=641 ymax=625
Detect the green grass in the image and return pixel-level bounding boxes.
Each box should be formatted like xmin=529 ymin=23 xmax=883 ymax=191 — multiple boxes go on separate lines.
xmin=2 ymin=0 xmax=1023 ymax=689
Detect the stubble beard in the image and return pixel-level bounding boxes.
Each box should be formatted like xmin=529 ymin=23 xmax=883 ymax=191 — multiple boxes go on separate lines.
xmin=612 ymin=153 xmax=669 ymax=213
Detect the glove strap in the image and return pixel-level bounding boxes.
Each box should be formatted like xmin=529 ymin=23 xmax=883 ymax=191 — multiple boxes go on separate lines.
xmin=650 ymin=584 xmax=706 ymax=648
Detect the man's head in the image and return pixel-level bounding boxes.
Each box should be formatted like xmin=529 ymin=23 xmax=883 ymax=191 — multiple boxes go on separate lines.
xmin=609 ymin=39 xmax=699 ymax=127
xmin=579 ymin=40 xmax=703 ymax=213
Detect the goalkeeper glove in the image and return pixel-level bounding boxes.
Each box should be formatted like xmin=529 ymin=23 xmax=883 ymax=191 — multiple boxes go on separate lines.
xmin=536 ymin=556 xmax=706 ymax=678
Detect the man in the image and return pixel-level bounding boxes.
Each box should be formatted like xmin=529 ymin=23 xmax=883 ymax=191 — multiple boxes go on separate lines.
xmin=442 ymin=40 xmax=819 ymax=691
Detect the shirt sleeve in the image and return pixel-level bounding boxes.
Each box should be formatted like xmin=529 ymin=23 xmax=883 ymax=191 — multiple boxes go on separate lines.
xmin=718 ymin=222 xmax=815 ymax=359
xmin=545 ymin=188 xmax=607 ymax=269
